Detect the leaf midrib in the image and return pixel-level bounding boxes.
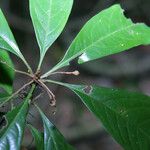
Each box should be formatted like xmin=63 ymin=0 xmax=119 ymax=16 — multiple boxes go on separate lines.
xmin=74 ymin=88 xmax=150 ymax=143
xmin=39 ymin=0 xmax=70 ymax=53
xmin=60 ymin=23 xmax=137 ymax=67
xmin=42 ymin=0 xmax=52 ymax=52
xmin=44 ymin=121 xmax=59 ymax=150
xmin=0 ymin=35 xmax=20 ymax=56
xmin=0 ymin=102 xmax=28 ymax=140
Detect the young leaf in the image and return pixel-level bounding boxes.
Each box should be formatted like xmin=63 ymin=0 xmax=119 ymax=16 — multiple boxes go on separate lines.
xmin=28 ymin=125 xmax=44 ymax=150
xmin=43 ymin=4 xmax=150 ymax=77
xmin=36 ymin=106 xmax=74 ymax=150
xmin=29 ymin=0 xmax=73 ymax=68
xmin=0 ymin=50 xmax=15 ymax=94
xmin=63 ymin=83 xmax=150 ymax=150
xmin=0 ymin=84 xmax=35 ymax=150
xmin=0 ymin=9 xmax=25 ymax=61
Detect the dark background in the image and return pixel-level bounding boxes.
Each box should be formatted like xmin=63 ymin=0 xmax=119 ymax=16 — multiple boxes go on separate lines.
xmin=1 ymin=0 xmax=150 ymax=149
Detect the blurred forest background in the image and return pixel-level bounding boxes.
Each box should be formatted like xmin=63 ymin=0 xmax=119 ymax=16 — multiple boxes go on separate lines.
xmin=1 ymin=0 xmax=150 ymax=149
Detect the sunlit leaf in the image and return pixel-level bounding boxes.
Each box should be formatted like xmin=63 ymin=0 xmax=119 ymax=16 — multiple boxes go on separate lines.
xmin=63 ymin=83 xmax=150 ymax=150
xmin=37 ymin=106 xmax=74 ymax=150
xmin=43 ymin=4 xmax=150 ymax=77
xmin=30 ymin=0 xmax=73 ymax=68
xmin=0 ymin=9 xmax=25 ymax=61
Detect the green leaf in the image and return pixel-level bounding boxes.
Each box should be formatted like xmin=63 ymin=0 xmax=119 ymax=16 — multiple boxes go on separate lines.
xmin=29 ymin=0 xmax=73 ymax=68
xmin=63 ymin=83 xmax=150 ymax=150
xmin=28 ymin=125 xmax=44 ymax=150
xmin=0 ymin=9 xmax=25 ymax=61
xmin=0 ymin=94 xmax=9 ymax=103
xmin=0 ymin=50 xmax=15 ymax=94
xmin=43 ymin=4 xmax=150 ymax=77
xmin=37 ymin=106 xmax=74 ymax=150
xmin=0 ymin=84 xmax=35 ymax=150
xmin=0 ymin=102 xmax=28 ymax=150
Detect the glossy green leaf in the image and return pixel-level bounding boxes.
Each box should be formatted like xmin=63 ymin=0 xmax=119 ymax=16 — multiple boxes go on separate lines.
xmin=0 ymin=50 xmax=15 ymax=94
xmin=0 ymin=84 xmax=35 ymax=150
xmin=28 ymin=125 xmax=44 ymax=150
xmin=29 ymin=0 xmax=73 ymax=68
xmin=0 ymin=9 xmax=25 ymax=61
xmin=43 ymin=4 xmax=150 ymax=77
xmin=63 ymin=83 xmax=150 ymax=150
xmin=0 ymin=103 xmax=28 ymax=150
xmin=37 ymin=106 xmax=74 ymax=150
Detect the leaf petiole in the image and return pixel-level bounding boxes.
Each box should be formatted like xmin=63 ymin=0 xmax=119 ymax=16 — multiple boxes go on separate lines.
xmin=0 ymin=80 xmax=34 ymax=107
xmin=20 ymin=55 xmax=33 ymax=75
xmin=41 ymin=79 xmax=64 ymax=87
xmin=0 ymin=60 xmax=33 ymax=77
xmin=41 ymin=70 xmax=80 ymax=79
xmin=37 ymin=80 xmax=56 ymax=107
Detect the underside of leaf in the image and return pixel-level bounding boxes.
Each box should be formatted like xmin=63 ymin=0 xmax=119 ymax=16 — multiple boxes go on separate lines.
xmin=30 ymin=0 xmax=73 ymax=68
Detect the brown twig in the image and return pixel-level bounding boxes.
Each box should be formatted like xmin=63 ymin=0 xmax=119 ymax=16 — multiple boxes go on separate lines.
xmin=49 ymin=70 xmax=79 ymax=76
xmin=32 ymin=92 xmax=44 ymax=101
xmin=41 ymin=70 xmax=80 ymax=79
xmin=0 ymin=80 xmax=34 ymax=107
xmin=37 ymin=80 xmax=56 ymax=107
xmin=0 ymin=60 xmax=32 ymax=78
